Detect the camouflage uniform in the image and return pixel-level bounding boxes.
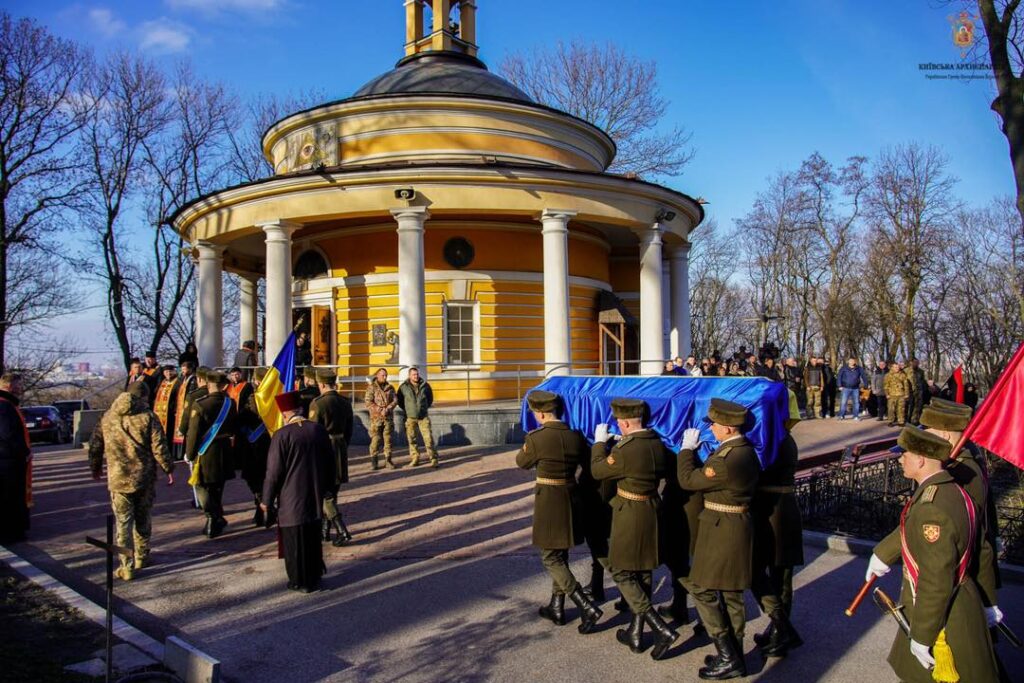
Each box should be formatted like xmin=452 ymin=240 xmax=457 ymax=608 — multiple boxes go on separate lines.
xmin=884 ymin=367 xmax=910 ymax=426
xmin=364 ymin=379 xmax=397 ymax=469
xmin=903 ymin=364 xmax=926 ymax=424
xmin=89 ymin=392 xmax=174 ymax=578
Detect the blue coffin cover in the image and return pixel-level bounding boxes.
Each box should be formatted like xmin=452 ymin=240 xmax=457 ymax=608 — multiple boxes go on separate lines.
xmin=520 ymin=376 xmax=790 ymax=468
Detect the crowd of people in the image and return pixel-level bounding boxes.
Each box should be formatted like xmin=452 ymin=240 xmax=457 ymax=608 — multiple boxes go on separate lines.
xmin=661 ymin=349 xmax=979 ymax=425
xmin=516 ymin=386 xmax=1007 ymax=680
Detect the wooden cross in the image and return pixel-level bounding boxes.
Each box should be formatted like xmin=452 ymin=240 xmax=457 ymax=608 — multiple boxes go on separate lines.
xmin=85 ymin=514 xmax=134 ymax=683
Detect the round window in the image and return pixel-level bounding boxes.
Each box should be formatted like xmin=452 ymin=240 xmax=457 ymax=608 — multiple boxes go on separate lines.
xmin=443 ymin=237 xmax=475 ymax=269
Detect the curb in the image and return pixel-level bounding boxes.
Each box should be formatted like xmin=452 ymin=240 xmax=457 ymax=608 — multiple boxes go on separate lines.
xmin=0 ymin=545 xmax=164 ymax=660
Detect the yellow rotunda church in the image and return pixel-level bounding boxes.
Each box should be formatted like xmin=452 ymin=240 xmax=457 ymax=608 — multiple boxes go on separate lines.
xmin=173 ymin=0 xmax=703 ymax=401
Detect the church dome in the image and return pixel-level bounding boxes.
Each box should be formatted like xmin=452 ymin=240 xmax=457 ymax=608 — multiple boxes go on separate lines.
xmin=353 ymin=51 xmax=533 ymax=103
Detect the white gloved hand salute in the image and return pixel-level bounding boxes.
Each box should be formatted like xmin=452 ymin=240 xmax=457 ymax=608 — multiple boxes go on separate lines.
xmin=594 ymin=423 xmax=611 ymax=444
xmin=680 ymin=428 xmax=701 ymax=451
xmin=865 ymin=554 xmax=891 ymax=583
xmin=910 ymin=640 xmax=935 ymax=670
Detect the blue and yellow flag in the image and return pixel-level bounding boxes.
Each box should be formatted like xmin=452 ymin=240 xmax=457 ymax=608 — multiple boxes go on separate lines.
xmin=255 ymin=330 xmax=297 ymax=435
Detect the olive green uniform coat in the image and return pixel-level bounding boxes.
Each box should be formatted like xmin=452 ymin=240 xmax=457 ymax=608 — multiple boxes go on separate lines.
xmin=309 ymin=390 xmax=355 ymax=486
xmin=949 ymin=443 xmax=1000 ymax=605
xmin=184 ymin=392 xmax=238 ymax=485
xmin=874 ymin=470 xmax=999 ymax=683
xmin=591 ymin=429 xmax=672 ymax=571
xmin=753 ymin=433 xmax=804 ymax=568
xmin=515 ymin=421 xmax=587 ymax=549
xmin=678 ymin=436 xmax=760 ymax=590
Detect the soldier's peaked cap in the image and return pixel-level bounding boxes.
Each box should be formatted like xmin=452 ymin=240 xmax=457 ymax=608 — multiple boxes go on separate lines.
xmin=316 ymin=368 xmax=337 ymax=383
xmin=526 ymin=390 xmax=560 ymax=414
xmin=929 ymin=397 xmax=972 ymax=415
xmin=611 ymin=397 xmax=647 ymax=419
xmin=920 ymin=405 xmax=970 ymax=432
xmin=206 ymin=371 xmax=227 ymax=385
xmin=303 ymin=366 xmax=318 ymax=379
xmin=898 ymin=426 xmax=952 ymax=461
xmin=705 ymin=398 xmax=748 ymax=427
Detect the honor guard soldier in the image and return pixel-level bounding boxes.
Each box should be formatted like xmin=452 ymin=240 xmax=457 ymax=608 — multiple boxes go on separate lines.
xmin=865 ymin=428 xmax=999 ymax=683
xmin=178 ymin=366 xmax=210 ymax=508
xmin=516 ymin=390 xmax=603 ymax=633
xmin=750 ymin=390 xmax=804 ymax=657
xmin=309 ymin=368 xmax=355 ymax=546
xmin=592 ymin=398 xmax=679 ymax=660
xmin=238 ymin=367 xmax=272 ymax=527
xmin=577 ymin=440 xmax=615 ymax=603
xmin=299 ymin=366 xmax=319 ymax=414
xmin=185 ymin=371 xmax=238 ymax=538
xmin=677 ymin=398 xmax=763 ymax=680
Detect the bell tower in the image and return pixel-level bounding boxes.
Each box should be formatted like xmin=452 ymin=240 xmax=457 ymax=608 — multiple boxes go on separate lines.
xmin=405 ymin=0 xmax=478 ymax=57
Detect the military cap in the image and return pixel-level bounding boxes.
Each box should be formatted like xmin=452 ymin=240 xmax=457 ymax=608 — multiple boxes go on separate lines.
xmin=303 ymin=366 xmax=317 ymax=380
xmin=253 ymin=367 xmax=268 ymax=382
xmin=316 ymin=368 xmax=337 ymax=384
xmin=196 ymin=366 xmax=211 ymax=381
xmin=206 ymin=371 xmax=228 ymax=385
xmin=705 ymin=398 xmax=748 ymax=427
xmin=920 ymin=405 xmax=970 ymax=432
xmin=526 ymin=390 xmax=561 ymax=414
xmin=929 ymin=397 xmax=972 ymax=415
xmin=898 ymin=426 xmax=952 ymax=461
xmin=126 ymin=382 xmax=149 ymax=400
xmin=611 ymin=397 xmax=647 ymax=420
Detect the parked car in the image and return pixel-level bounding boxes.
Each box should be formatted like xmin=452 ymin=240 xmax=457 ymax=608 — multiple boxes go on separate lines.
xmin=53 ymin=399 xmax=89 ymax=435
xmin=22 ymin=406 xmax=71 ymax=444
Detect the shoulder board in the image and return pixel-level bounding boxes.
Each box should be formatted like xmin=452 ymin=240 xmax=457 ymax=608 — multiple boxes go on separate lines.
xmin=614 ymin=435 xmax=634 ymax=449
xmin=717 ymin=445 xmax=735 ymax=459
xmin=920 ymin=485 xmax=937 ymax=503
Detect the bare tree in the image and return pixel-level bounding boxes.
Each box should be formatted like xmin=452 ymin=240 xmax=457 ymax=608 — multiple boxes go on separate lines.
xmin=866 ymin=144 xmax=959 ymax=360
xmin=688 ymin=219 xmax=751 ymax=356
xmin=78 ymin=53 xmax=170 ymax=369
xmin=227 ymin=89 xmax=326 ymax=183
xmin=500 ymin=41 xmax=694 ymax=178
xmin=0 ymin=12 xmax=93 ymax=372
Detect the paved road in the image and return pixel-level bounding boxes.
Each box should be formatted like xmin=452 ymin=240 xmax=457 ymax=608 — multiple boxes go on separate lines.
xmin=10 ymin=422 xmax=1022 ymax=682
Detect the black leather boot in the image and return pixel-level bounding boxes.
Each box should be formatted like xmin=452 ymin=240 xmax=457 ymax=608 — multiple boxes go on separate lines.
xmin=614 ymin=596 xmax=629 ymax=612
xmin=330 ymin=518 xmax=349 ymax=547
xmin=699 ymin=635 xmax=746 ymax=680
xmin=584 ymin=561 xmax=605 ymax=602
xmin=321 ymin=517 xmax=332 ymax=542
xmin=568 ymin=586 xmax=603 ymax=634
xmin=753 ymin=622 xmax=774 ymax=647
xmin=643 ymin=607 xmax=680 ymax=660
xmin=759 ymin=609 xmax=802 ymax=657
xmin=538 ymin=593 xmax=566 ymax=626
xmin=657 ymin=581 xmax=691 ymax=623
xmin=202 ymin=518 xmax=213 ymax=538
xmin=336 ymin=515 xmax=354 ymax=542
xmin=616 ymin=612 xmax=644 ymax=653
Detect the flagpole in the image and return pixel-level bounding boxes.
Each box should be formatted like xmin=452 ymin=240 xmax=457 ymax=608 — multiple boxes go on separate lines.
xmin=951 ymin=340 xmax=1024 ymax=457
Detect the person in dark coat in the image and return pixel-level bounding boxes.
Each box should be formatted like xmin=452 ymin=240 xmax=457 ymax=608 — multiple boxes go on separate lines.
xmin=309 ymin=368 xmax=355 ymax=546
xmin=261 ymin=390 xmax=336 ymax=593
xmin=821 ymin=359 xmax=837 ymax=418
xmin=0 ymin=374 xmax=30 ymax=543
xmin=178 ymin=366 xmax=209 ymax=508
xmin=592 ymin=398 xmax=679 ymax=660
xmin=232 ymin=341 xmax=258 ymax=379
xmin=516 ymin=390 xmax=602 ymax=633
xmin=656 ymin=446 xmax=702 ymax=627
xmin=178 ymin=341 xmax=199 ymax=367
xmin=184 ymin=371 xmax=237 ymax=538
xmin=238 ymin=367 xmax=272 ymax=528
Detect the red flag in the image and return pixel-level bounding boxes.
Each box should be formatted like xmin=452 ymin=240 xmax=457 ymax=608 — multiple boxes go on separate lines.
xmin=954 ymin=341 xmax=1024 ymax=470
xmin=952 ymin=366 xmax=964 ymax=403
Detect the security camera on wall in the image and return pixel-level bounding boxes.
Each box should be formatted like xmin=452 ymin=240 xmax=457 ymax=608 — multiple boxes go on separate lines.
xmin=395 ymin=187 xmax=416 ymax=201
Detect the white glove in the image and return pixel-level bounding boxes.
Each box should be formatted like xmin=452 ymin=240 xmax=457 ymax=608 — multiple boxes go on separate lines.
xmin=910 ymin=639 xmax=934 ymax=670
xmin=986 ymin=605 xmax=1004 ymax=627
xmin=681 ymin=428 xmax=701 ymax=451
xmin=865 ymin=554 xmax=891 ymax=583
xmin=594 ymin=423 xmax=611 ymax=444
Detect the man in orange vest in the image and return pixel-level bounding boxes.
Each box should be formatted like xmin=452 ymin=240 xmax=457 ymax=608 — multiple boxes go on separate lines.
xmin=226 ymin=366 xmax=254 ymax=409
xmin=171 ymin=362 xmax=198 ymax=462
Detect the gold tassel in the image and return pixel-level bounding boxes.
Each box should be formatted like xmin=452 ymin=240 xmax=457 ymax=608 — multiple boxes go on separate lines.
xmin=187 ymin=460 xmax=200 ymax=487
xmin=932 ymin=629 xmax=959 ymax=683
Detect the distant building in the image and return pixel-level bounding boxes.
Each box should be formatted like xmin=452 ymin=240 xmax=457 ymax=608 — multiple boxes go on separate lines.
xmin=173 ymin=0 xmax=702 ymax=400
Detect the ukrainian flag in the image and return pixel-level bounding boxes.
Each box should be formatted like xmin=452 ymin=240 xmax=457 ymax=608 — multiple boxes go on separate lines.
xmin=255 ymin=331 xmax=297 ymax=434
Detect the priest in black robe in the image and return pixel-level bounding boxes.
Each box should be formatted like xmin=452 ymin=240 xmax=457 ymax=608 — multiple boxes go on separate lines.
xmin=261 ymin=391 xmax=336 ymax=593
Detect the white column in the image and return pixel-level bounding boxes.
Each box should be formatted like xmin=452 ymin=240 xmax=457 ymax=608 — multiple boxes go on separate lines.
xmin=195 ymin=241 xmax=224 ymax=367
xmin=239 ymin=274 xmax=259 ymax=351
xmin=259 ymin=220 xmax=299 ymax=360
xmin=662 ymin=259 xmax=672 ymax=360
xmin=541 ymin=209 xmax=575 ymax=376
xmin=391 ymin=207 xmax=429 ymax=377
xmin=668 ymin=243 xmax=692 ymax=359
xmin=639 ymin=224 xmax=665 ymax=376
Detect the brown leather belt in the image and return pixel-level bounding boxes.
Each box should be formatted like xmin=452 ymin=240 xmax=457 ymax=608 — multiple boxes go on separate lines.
xmin=758 ymin=486 xmax=795 ymax=494
xmin=705 ymin=501 xmax=749 ymax=514
xmin=617 ymin=488 xmax=651 ymax=502
xmin=536 ymin=477 xmax=572 ymax=486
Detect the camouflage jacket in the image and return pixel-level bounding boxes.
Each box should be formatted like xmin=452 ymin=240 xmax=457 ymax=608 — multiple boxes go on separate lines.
xmin=364 ymin=380 xmax=397 ymax=420
xmin=89 ymin=392 xmax=174 ymax=494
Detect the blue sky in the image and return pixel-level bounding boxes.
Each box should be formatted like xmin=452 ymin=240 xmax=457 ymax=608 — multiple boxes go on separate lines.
xmin=2 ymin=0 xmax=1012 ymax=364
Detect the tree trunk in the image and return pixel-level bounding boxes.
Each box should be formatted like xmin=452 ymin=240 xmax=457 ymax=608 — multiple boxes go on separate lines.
xmin=0 ymin=237 xmax=7 ymax=374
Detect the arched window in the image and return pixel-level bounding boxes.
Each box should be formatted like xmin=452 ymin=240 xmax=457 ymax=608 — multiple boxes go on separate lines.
xmin=294 ymin=250 xmax=329 ymax=279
